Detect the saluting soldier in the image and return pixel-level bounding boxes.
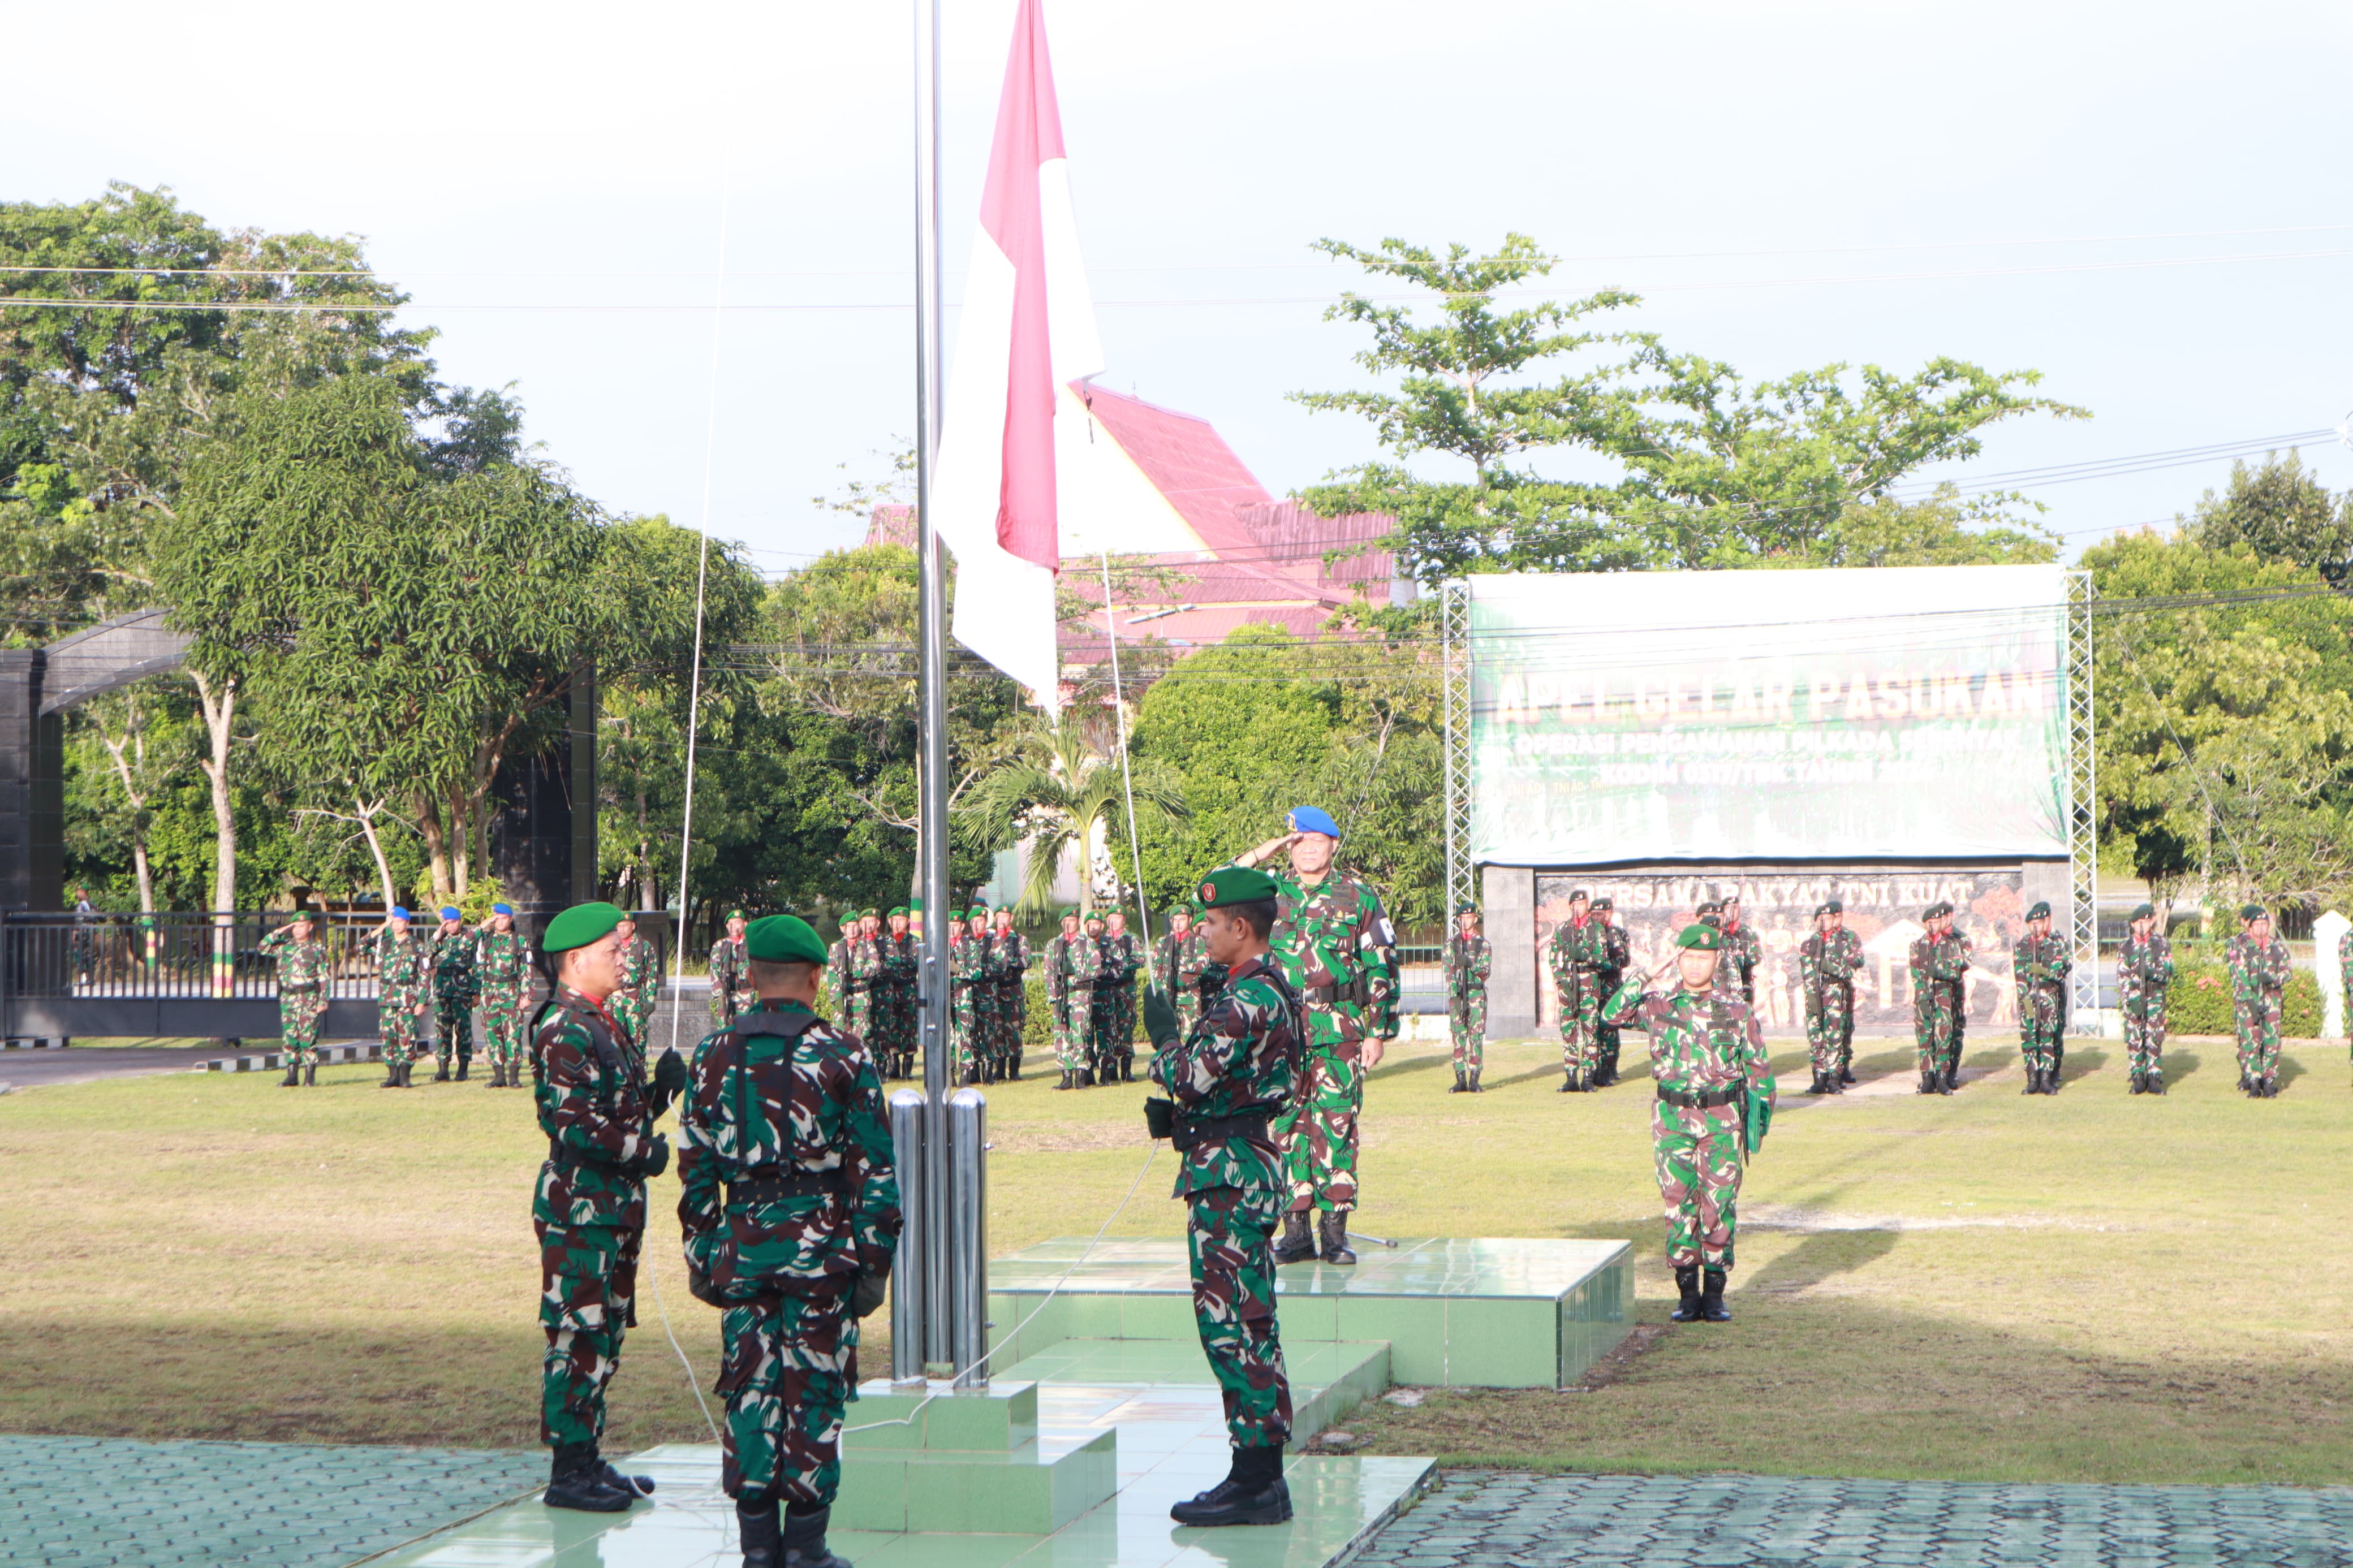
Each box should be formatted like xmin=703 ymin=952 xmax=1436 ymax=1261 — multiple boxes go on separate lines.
xmin=1602 ymin=922 xmax=1775 ymax=1326
xmin=1913 ymin=901 xmax=1970 ymax=1095
xmin=2118 ymin=902 xmax=2173 ymax=1095
xmin=1718 ymin=895 xmax=1762 ymax=1007
xmin=430 ymin=905 xmax=482 ymax=1082
xmin=1798 ymin=900 xmax=1863 ymax=1095
xmin=678 ymin=914 xmax=900 ymax=1568
xmin=2227 ymin=904 xmax=2291 ymax=1098
xmin=1104 ymin=909 xmax=1144 ymax=1082
xmin=1593 ymin=897 xmax=1630 ymax=1087
xmin=376 ymin=907 xmax=432 ymax=1089
xmin=1046 ymin=909 xmax=1087 ymax=1090
xmin=1230 ymin=806 xmax=1398 ymax=1269
xmin=991 ymin=906 xmax=1032 ymax=1082
xmin=708 ymin=910 xmax=752 ymax=1032
xmin=476 ymin=902 xmax=535 ymax=1089
xmin=1547 ymin=890 xmax=1606 ymax=1093
xmin=1141 ymin=866 xmax=1304 ymax=1528
xmin=1445 ymin=905 xmax=1492 ymax=1093
xmin=528 ymin=901 xmax=688 ymax=1513
xmin=2012 ymin=901 xmax=2071 ymax=1095
xmin=260 ymin=907 xmax=330 ymax=1088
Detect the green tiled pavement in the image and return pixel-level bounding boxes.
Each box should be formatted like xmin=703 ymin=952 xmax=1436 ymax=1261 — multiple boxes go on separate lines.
xmin=1362 ymin=1472 xmax=2353 ymax=1568
xmin=0 ymin=1434 xmax=544 ymax=1566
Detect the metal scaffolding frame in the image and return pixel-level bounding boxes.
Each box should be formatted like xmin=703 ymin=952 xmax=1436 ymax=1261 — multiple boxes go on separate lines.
xmin=1441 ymin=580 xmax=1474 ymax=919
xmin=2064 ymin=568 xmax=2101 ymax=1031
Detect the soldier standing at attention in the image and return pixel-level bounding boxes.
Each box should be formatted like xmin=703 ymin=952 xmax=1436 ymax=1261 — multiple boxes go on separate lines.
xmin=612 ymin=917 xmax=663 ymax=1054
xmin=677 ymin=914 xmax=900 ymax=1568
xmin=1547 ymin=890 xmax=1605 ymax=1093
xmin=947 ymin=910 xmax=979 ymax=1083
xmin=477 ymin=903 xmax=534 ymax=1089
xmin=1602 ymin=922 xmax=1774 ymax=1327
xmin=963 ymin=904 xmax=999 ymax=1082
xmin=529 ymin=901 xmax=687 ymax=1513
xmin=843 ymin=911 xmax=882 ymax=1050
xmin=1083 ymin=909 xmax=1119 ymax=1083
xmin=1048 ymin=909 xmax=1086 ymax=1090
xmin=2012 ymin=901 xmax=2071 ymax=1095
xmin=1445 ymin=905 xmax=1492 ymax=1093
xmin=991 ymin=906 xmax=1031 ymax=1081
xmin=1104 ymin=909 xmax=1144 ymax=1082
xmin=1798 ymin=901 xmax=1863 ymax=1095
xmin=708 ymin=910 xmax=752 ymax=1033
xmin=1719 ymin=895 xmax=1762 ymax=1007
xmin=1592 ymin=897 xmax=1630 ymax=1087
xmin=1230 ymin=806 xmax=1398 ymax=1269
xmin=873 ymin=908 xmax=915 ymax=1080
xmin=1914 ymin=902 xmax=1970 ymax=1095
xmin=377 ymin=907 xmax=431 ymax=1089
xmin=261 ymin=907 xmax=329 ymax=1088
xmin=1141 ymin=866 xmax=1304 ymax=1528
xmin=1154 ymin=906 xmax=1195 ymax=1043
xmin=430 ymin=905 xmax=482 ymax=1082
xmin=2227 ymin=904 xmax=2290 ymax=1098
xmin=2118 ymin=902 xmax=2173 ymax=1095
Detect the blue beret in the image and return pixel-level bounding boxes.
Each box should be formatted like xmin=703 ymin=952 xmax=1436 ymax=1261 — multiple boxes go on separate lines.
xmin=389 ymin=906 xmax=411 ymax=922
xmin=1288 ymin=806 xmax=1339 ymax=838
xmin=439 ymin=905 xmax=462 ymax=921
xmin=492 ymin=902 xmax=514 ymax=917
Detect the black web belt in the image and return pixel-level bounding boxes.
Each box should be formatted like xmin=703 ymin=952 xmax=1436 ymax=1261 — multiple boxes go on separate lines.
xmin=1656 ymin=1083 xmax=1743 ymax=1111
xmin=730 ymin=1167 xmax=846 ymax=1202
xmin=1171 ymin=1106 xmax=1278 ymax=1152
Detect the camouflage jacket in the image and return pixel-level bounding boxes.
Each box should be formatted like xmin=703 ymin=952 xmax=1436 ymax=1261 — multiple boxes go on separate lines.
xmin=1264 ymin=868 xmax=1399 ymax=1052
xmin=1602 ymin=978 xmax=1774 ymax=1102
xmin=950 ymin=931 xmax=986 ymax=999
xmin=1722 ymin=921 xmax=1763 ymax=986
xmin=850 ymin=935 xmax=885 ymax=995
xmin=1100 ymin=931 xmax=1141 ymax=988
xmin=989 ymin=931 xmax=1031 ymax=990
xmin=1924 ymin=931 xmax=1970 ymax=986
xmin=1445 ymin=935 xmax=1492 ymax=997
xmin=2226 ymin=934 xmax=2291 ymax=1001
xmin=529 ymin=985 xmax=658 ymax=1230
xmin=376 ymin=927 xmax=430 ymax=990
xmin=2012 ymin=932 xmax=2071 ymax=994
xmin=1600 ymin=921 xmax=1630 ymax=976
xmin=2117 ymin=932 xmax=2173 ymax=1006
xmin=474 ymin=928 xmax=532 ymax=997
xmin=1055 ymin=934 xmax=1101 ymax=993
xmin=1147 ymin=953 xmax=1303 ymax=1197
xmin=259 ymin=927 xmax=329 ymax=991
xmin=1153 ymin=931 xmax=1187 ymax=994
xmin=618 ymin=934 xmax=662 ymax=1010
xmin=676 ymin=999 xmax=900 ymax=1298
xmin=826 ymin=936 xmax=857 ymax=992
xmin=1799 ymin=929 xmax=1864 ymax=991
xmin=430 ymin=926 xmax=481 ymax=1005
xmin=876 ymin=931 xmax=918 ymax=991
xmin=1546 ymin=916 xmax=1608 ymax=987
xmin=1044 ymin=934 xmax=1083 ymax=1005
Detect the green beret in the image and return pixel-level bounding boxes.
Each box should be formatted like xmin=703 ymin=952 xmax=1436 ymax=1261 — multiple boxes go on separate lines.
xmin=1675 ymin=923 xmax=1722 ymax=951
xmin=1591 ymin=897 xmax=1613 ymax=913
xmin=1197 ymin=866 xmax=1279 ymax=908
xmin=1924 ymin=901 xmax=1952 ymax=919
xmin=725 ymin=908 xmax=747 ymax=922
xmin=2241 ymin=903 xmax=2266 ymax=921
xmin=1812 ymin=904 xmax=1830 ymax=919
xmin=947 ymin=909 xmax=964 ymax=922
xmin=1084 ymin=909 xmax=1106 ymax=924
xmin=745 ymin=914 xmax=828 ymax=965
xmin=2130 ymin=902 xmax=2155 ymax=922
xmin=888 ymin=905 xmax=908 ymax=918
xmin=1824 ymin=898 xmax=1842 ymax=914
xmin=2026 ymin=901 xmax=2052 ymax=921
xmin=542 ymin=901 xmax=626 ymax=954
xmin=1696 ymin=900 xmax=1722 ymax=915
xmin=1060 ymin=906 xmax=1079 ymax=920
xmin=1567 ymin=888 xmax=1589 ymax=902
xmin=1455 ymin=903 xmax=1479 ymax=917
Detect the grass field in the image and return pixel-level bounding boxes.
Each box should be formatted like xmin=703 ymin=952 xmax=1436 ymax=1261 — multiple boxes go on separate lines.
xmin=0 ymin=1029 xmax=2347 ymax=1484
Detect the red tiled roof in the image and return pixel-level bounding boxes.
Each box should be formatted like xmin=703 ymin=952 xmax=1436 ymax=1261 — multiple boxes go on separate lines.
xmin=1069 ymin=384 xmax=1272 ymax=555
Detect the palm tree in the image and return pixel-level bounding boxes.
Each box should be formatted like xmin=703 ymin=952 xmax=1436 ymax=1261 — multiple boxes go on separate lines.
xmin=955 ymin=711 xmax=1188 ymax=918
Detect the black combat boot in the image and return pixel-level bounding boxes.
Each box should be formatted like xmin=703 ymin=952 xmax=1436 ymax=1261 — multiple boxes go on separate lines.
xmin=303 ymin=1062 xmax=316 ymax=1086
xmin=402 ymin=1058 xmax=419 ymax=1088
xmin=1807 ymin=1070 xmax=1828 ymax=1096
xmin=1917 ymin=1070 xmax=1938 ymax=1095
xmin=1669 ymin=1264 xmax=1702 ymax=1322
xmin=434 ymin=1060 xmax=451 ymax=1082
xmin=1450 ymin=1068 xmax=1466 ymax=1093
xmin=2021 ymin=1068 xmax=2039 ymax=1096
xmin=1170 ymin=1443 xmax=1291 ymax=1527
xmin=2148 ymin=1073 xmax=2165 ymax=1095
xmin=1076 ymin=1066 xmax=1095 ymax=1088
xmin=590 ymin=1444 xmax=656 ymax=1497
xmin=738 ymin=1496 xmax=783 ymax=1568
xmin=279 ymin=1062 xmax=300 ymax=1087
xmin=2126 ymin=1072 xmax=2143 ymax=1095
xmin=2046 ymin=1067 xmax=2062 ymax=1094
xmin=1939 ymin=1065 xmax=1958 ymax=1095
xmin=542 ymin=1441 xmax=632 ymax=1512
xmin=782 ymin=1502 xmax=850 ymax=1568
xmin=1271 ymin=1211 xmax=1316 ymax=1265
xmin=456 ymin=1056 xmax=471 ymax=1082
xmin=1053 ymin=1070 xmax=1073 ymax=1091
xmin=1839 ymin=1062 xmax=1856 ymax=1085
xmin=1466 ymin=1068 xmax=1483 ymax=1092
xmin=2238 ymin=1071 xmax=2252 ymax=1093
xmin=1121 ymin=1057 xmax=1135 ymax=1083
xmin=380 ymin=1058 xmax=402 ymax=1088
xmin=1318 ymin=1212 xmax=1356 ymax=1265
xmin=1699 ymin=1267 xmax=1731 ymax=1323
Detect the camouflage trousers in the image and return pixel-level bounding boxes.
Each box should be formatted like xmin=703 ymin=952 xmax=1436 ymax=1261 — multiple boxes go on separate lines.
xmin=1087 ymin=1000 xmax=1121 ymax=1078
xmin=1186 ymin=1185 xmax=1291 ymax=1449
xmin=708 ymin=984 xmax=749 ymax=1031
xmin=2235 ymin=993 xmax=2282 ymax=1084
xmin=277 ymin=988 xmax=326 ymax=1068
xmin=1652 ymin=1100 xmax=1745 ymax=1271
xmin=1175 ymin=987 xmax=1203 ymax=1042
xmin=950 ymin=991 xmax=976 ymax=1075
xmin=717 ymin=1290 xmax=859 ymax=1507
xmin=2018 ymin=987 xmax=2065 ymax=1077
xmin=1915 ymin=986 xmax=1963 ymax=1075
xmin=380 ymin=983 xmax=430 ymax=1061
xmin=2122 ymin=999 xmax=2167 ymax=1081
xmin=480 ymin=990 xmax=528 ymax=1072
xmin=1278 ymin=1048 xmax=1361 ymax=1214
xmin=1806 ymin=982 xmax=1854 ymax=1079
xmin=537 ymin=1221 xmax=641 ymax=1448
xmin=1114 ymin=984 xmax=1139 ymax=1068
xmin=1054 ymin=994 xmax=1089 ymax=1074
xmin=615 ymin=994 xmax=657 ymax=1055
xmin=1557 ymin=974 xmax=1601 ymax=1075
xmin=1449 ymin=988 xmax=1487 ymax=1073
xmin=1597 ymin=996 xmax=1624 ymax=1080
xmin=874 ymin=984 xmax=916 ymax=1072
xmin=434 ymin=999 xmax=474 ymax=1068
xmin=839 ymin=989 xmax=872 ymax=1047
xmin=999 ymin=984 xmax=1027 ymax=1075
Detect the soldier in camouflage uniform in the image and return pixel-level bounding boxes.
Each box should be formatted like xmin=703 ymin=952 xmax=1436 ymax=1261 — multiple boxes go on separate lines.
xmin=708 ymin=910 xmax=752 ymax=1033
xmin=1047 ymin=909 xmax=1088 ymax=1089
xmin=430 ymin=905 xmax=481 ymax=1082
xmin=2118 ymin=902 xmax=2172 ymax=1095
xmin=991 ymin=906 xmax=1031 ymax=1082
xmin=1153 ymin=906 xmax=1198 ymax=1044
xmin=611 ymin=917 xmax=663 ymax=1055
xmin=1232 ymin=806 xmax=1397 ymax=1268
xmin=963 ymin=905 xmax=1002 ymax=1082
xmin=2227 ymin=904 xmax=2290 ymax=1098
xmin=1547 ymin=890 xmax=1607 ymax=1092
xmin=1797 ymin=900 xmax=1863 ymax=1095
xmin=477 ymin=902 xmax=535 ymax=1088
xmin=260 ymin=908 xmax=329 ymax=1087
xmin=529 ymin=901 xmax=687 ymax=1514
xmin=678 ymin=914 xmax=900 ymax=1568
xmin=1602 ymin=922 xmax=1775 ymax=1326
xmin=874 ymin=908 xmax=919 ymax=1080
xmin=1912 ymin=901 xmax=1970 ymax=1095
xmin=2012 ymin=900 xmax=2071 ymax=1096
xmin=1718 ymin=895 xmax=1762 ymax=1007
xmin=376 ymin=908 xmax=432 ymax=1089
xmin=1083 ymin=910 xmax=1120 ymax=1082
xmin=1593 ymin=897 xmax=1630 ymax=1087
xmin=947 ymin=912 xmax=980 ymax=1083
xmin=1104 ymin=910 xmax=1144 ymax=1082
xmin=1445 ymin=905 xmax=1491 ymax=1092
xmin=1143 ymin=865 xmax=1303 ymax=1529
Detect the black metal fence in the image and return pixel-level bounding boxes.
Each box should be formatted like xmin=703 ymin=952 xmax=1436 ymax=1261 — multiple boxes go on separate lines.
xmin=1 ymin=910 xmax=389 ymax=1001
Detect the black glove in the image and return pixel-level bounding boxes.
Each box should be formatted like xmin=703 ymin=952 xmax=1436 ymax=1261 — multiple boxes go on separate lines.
xmin=632 ymin=1133 xmax=670 ymax=1180
xmin=654 ymin=1046 xmax=688 ymax=1095
xmin=1143 ymin=1097 xmax=1176 ymax=1141
xmin=1141 ymin=986 xmax=1181 ymax=1049
xmin=850 ymin=1272 xmax=889 ymax=1320
xmin=687 ymin=1262 xmax=726 ymax=1307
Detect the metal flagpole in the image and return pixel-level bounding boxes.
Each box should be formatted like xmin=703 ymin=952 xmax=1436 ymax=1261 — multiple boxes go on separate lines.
xmin=912 ymin=0 xmax=953 ymax=1376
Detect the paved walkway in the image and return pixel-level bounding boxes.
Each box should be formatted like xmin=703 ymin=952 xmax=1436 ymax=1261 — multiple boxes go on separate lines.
xmin=0 ymin=1044 xmax=239 ymax=1092
xmin=1364 ymin=1472 xmax=2353 ymax=1568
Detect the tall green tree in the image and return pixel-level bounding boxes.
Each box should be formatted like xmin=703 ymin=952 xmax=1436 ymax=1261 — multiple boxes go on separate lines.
xmin=954 ymin=711 xmax=1188 ymax=917
xmin=2186 ymin=451 xmax=2352 ymax=568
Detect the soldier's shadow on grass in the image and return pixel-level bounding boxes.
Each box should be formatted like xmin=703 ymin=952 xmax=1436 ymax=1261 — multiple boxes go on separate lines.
xmin=2165 ymin=1049 xmax=2203 ymax=1085
xmin=1743 ymin=1226 xmax=1901 ymax=1296
xmin=2057 ymin=1047 xmax=2108 ymax=1087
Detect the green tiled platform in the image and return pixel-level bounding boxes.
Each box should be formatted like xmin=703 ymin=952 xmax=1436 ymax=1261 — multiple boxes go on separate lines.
xmin=988 ymin=1238 xmax=1630 ymax=1390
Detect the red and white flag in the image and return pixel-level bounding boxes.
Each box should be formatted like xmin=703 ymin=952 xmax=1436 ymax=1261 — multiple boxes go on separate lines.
xmin=933 ymin=0 xmax=1102 ymax=709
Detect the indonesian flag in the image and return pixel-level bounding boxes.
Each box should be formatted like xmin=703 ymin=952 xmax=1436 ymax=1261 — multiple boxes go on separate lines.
xmin=933 ymin=0 xmax=1102 ymax=710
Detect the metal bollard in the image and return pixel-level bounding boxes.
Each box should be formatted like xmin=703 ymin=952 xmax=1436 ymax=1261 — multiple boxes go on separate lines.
xmin=888 ymin=1088 xmax=928 ymax=1386
xmin=947 ymin=1086 xmax=988 ymax=1386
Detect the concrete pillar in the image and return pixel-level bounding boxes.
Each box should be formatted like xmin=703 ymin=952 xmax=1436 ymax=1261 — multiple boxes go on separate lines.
xmin=1484 ymin=865 xmax=1536 ymax=1038
xmin=0 ymin=650 xmax=63 ymax=913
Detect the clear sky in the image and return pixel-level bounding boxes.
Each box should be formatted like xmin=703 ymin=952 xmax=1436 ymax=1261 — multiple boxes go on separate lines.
xmin=10 ymin=1 xmax=2350 ymax=576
